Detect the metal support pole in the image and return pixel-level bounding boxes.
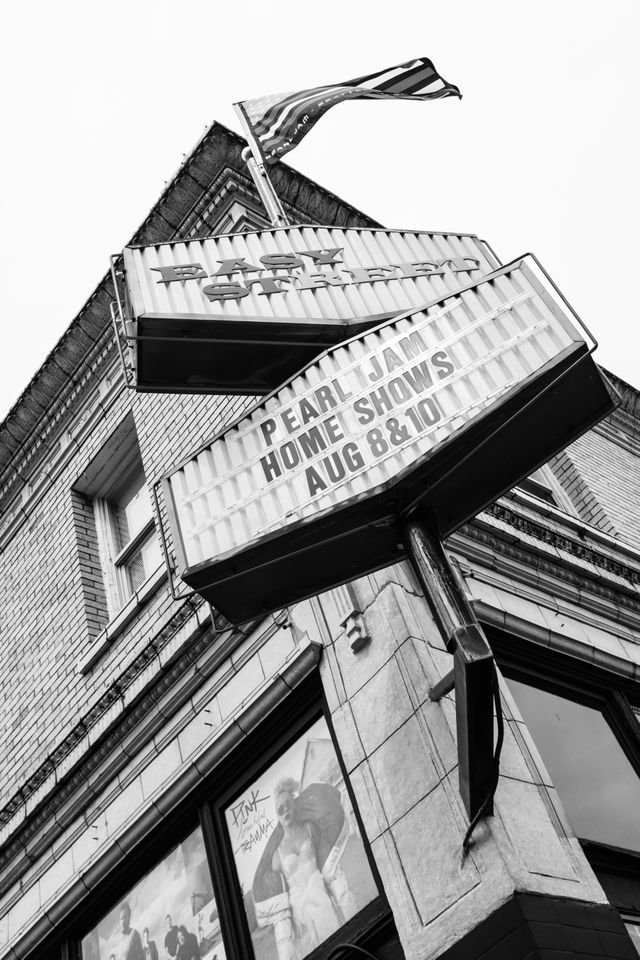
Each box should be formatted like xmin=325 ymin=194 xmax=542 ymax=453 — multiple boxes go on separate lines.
xmin=241 ymin=149 xmax=290 ymax=227
xmin=234 ymin=104 xmax=290 ymax=227
xmin=401 ymin=517 xmax=497 ymax=821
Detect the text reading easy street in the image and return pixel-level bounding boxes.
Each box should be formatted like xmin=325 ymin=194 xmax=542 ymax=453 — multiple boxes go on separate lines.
xmin=149 ymin=247 xmax=482 ymax=301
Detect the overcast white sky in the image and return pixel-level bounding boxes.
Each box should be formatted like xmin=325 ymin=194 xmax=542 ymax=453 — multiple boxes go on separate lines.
xmin=1 ymin=0 xmax=638 ymax=423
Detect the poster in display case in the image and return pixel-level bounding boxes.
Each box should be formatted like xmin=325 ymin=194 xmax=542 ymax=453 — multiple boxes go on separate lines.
xmin=80 ymin=826 xmax=223 ymax=960
xmin=224 ymin=717 xmax=378 ymax=960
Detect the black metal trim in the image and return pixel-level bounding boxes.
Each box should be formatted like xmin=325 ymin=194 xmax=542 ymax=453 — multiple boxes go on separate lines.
xmin=485 ymin=623 xmax=640 ymax=893
xmin=581 ymin=841 xmax=640 ymax=915
xmin=486 ymin=624 xmax=640 ymax=707
xmin=488 ymin=625 xmax=640 ymax=778
xmin=582 ymin=840 xmax=640 ymax=879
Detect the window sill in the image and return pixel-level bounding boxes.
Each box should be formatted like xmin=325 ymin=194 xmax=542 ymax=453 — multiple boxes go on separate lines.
xmin=76 ymin=563 xmax=168 ymax=674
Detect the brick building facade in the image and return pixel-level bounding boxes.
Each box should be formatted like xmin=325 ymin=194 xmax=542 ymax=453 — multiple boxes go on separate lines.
xmin=1 ymin=122 xmax=640 ymax=960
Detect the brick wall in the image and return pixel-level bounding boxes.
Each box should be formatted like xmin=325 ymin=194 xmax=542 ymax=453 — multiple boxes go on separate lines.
xmin=550 ymin=449 xmax=619 ymax=535
xmin=563 ymin=424 xmax=640 ymax=549
xmin=70 ymin=488 xmax=109 ymax=636
xmin=0 ymin=358 xmax=250 ymax=811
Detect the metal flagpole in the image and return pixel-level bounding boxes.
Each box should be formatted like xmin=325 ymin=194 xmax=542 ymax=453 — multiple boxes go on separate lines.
xmin=401 ymin=516 xmax=500 ymax=831
xmin=234 ymin=104 xmax=290 ymax=228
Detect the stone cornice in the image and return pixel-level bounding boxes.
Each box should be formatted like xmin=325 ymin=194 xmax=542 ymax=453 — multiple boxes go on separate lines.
xmin=0 ymin=283 xmax=114 ymax=489
xmin=0 ymin=598 xmax=264 ymax=894
xmin=0 ymin=327 xmax=118 ymax=512
xmin=449 ymin=502 xmax=640 ymax=631
xmin=0 ymin=349 xmax=122 ymax=543
xmin=457 ymin=525 xmax=640 ymax=631
xmin=178 ymin=167 xmax=270 ymax=236
xmin=484 ymin=501 xmax=640 ymax=588
xmin=475 ymin=600 xmax=640 ymax=684
xmin=0 ymin=596 xmax=209 ymax=829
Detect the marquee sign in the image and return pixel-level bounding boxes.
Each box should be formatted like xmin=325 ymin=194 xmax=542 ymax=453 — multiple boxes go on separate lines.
xmin=161 ymin=255 xmax=614 ymax=622
xmin=117 ymin=225 xmax=499 ymax=394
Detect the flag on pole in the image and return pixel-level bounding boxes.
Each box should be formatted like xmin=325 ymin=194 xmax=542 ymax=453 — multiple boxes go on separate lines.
xmin=235 ymin=57 xmax=461 ymax=165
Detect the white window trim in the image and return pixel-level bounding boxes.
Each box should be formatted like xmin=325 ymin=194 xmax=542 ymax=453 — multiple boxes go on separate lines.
xmin=94 ymin=496 xmax=123 ymax=615
xmin=513 ymin=463 xmax=578 ymax=516
xmin=94 ymin=494 xmax=160 ymax=618
xmin=113 ymin=515 xmax=156 ymax=568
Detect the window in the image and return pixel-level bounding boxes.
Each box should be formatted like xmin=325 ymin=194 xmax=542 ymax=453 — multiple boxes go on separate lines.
xmin=489 ymin=629 xmax=640 ymax=934
xmin=75 ymin=414 xmax=162 ymax=620
xmin=80 ymin=825 xmax=220 ymax=960
xmin=505 ymin=678 xmax=640 ymax=852
xmin=516 ymin=467 xmax=558 ymax=505
xmin=222 ymin=716 xmax=378 ymax=960
xmin=93 ymin=459 xmax=161 ymax=615
xmin=513 ymin=464 xmax=578 ymax=511
xmin=74 ymin=692 xmax=391 ymax=960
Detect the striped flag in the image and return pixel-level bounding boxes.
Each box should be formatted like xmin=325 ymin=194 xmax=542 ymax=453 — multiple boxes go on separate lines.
xmin=236 ymin=57 xmax=461 ymax=165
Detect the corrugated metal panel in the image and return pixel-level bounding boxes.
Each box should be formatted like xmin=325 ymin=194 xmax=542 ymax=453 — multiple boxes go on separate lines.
xmin=123 ymin=226 xmax=500 ymax=326
xmin=165 ymin=255 xmax=585 ymax=570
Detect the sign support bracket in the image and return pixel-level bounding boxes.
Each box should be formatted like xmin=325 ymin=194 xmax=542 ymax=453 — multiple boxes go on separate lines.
xmin=428 ymin=668 xmax=455 ymax=701
xmin=401 ymin=517 xmax=499 ymax=826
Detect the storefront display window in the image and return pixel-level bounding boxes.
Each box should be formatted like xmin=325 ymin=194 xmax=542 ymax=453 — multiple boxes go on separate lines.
xmin=71 ymin=696 xmax=390 ymax=960
xmin=223 ymin=716 xmax=378 ymax=960
xmin=80 ymin=825 xmax=223 ymax=960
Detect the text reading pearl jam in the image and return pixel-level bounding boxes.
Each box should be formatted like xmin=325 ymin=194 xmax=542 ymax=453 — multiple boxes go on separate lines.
xmin=258 ymin=331 xmax=455 ymax=497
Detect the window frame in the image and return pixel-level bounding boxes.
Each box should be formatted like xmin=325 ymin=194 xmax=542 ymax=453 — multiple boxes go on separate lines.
xmin=67 ymin=672 xmax=394 ymax=960
xmin=512 ymin=463 xmax=577 ymax=515
xmin=75 ymin=414 xmax=163 ymax=621
xmin=486 ymin=623 xmax=640 ymax=913
xmin=202 ymin=696 xmax=390 ymax=960
xmin=92 ymin=462 xmax=162 ymax=616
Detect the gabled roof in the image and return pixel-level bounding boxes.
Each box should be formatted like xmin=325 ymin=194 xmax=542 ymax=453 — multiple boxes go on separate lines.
xmin=0 ymin=122 xmax=379 ymax=491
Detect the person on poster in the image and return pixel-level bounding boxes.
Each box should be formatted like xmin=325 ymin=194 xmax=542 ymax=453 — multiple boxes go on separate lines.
xmin=176 ymin=925 xmax=200 ymax=960
xmin=142 ymin=928 xmax=159 ymax=960
xmin=164 ymin=915 xmax=179 ymax=957
xmin=252 ymin=779 xmax=356 ymax=960
xmin=116 ymin=902 xmax=144 ymax=960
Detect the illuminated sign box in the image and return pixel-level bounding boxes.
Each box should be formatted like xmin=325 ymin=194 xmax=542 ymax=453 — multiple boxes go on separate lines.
xmin=118 ymin=226 xmax=499 ymax=394
xmin=161 ymin=255 xmax=615 ymax=622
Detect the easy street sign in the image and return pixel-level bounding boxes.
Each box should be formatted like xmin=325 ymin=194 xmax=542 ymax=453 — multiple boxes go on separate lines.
xmin=117 ymin=225 xmax=499 ymax=394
